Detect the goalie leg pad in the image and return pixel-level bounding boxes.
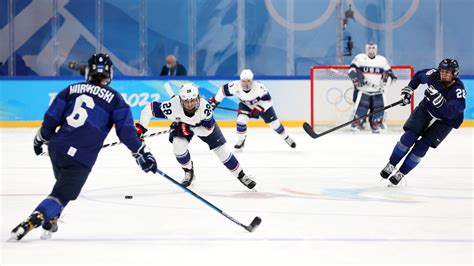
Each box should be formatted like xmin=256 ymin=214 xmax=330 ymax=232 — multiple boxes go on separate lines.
xmin=354 ymin=93 xmax=370 ymax=118
xmin=369 ymin=94 xmax=385 ymax=130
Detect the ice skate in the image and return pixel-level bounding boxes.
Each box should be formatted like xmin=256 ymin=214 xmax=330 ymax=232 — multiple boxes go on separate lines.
xmin=181 ymin=163 xmax=195 ymax=188
xmin=234 ymin=137 xmax=246 ymax=151
xmin=388 ymin=171 xmax=405 ymax=186
xmin=380 ymin=162 xmax=395 ymax=179
xmin=351 ymin=120 xmax=364 ymax=132
xmin=371 ymin=120 xmax=382 ymax=133
xmin=284 ymin=136 xmax=296 ymax=148
xmin=40 ymin=216 xmax=59 ymax=240
xmin=10 ymin=211 xmax=44 ymax=241
xmin=237 ymin=171 xmax=256 ymax=189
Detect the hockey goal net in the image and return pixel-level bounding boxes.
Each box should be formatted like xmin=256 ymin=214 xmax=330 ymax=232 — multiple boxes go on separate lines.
xmin=309 ymin=65 xmax=414 ymax=129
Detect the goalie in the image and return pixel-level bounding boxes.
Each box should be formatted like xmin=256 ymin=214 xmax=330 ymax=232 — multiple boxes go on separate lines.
xmin=348 ymin=42 xmax=397 ymax=133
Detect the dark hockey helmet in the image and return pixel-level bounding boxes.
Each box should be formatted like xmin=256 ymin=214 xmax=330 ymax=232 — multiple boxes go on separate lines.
xmin=438 ymin=58 xmax=459 ymax=78
xmin=86 ymin=53 xmax=113 ymax=83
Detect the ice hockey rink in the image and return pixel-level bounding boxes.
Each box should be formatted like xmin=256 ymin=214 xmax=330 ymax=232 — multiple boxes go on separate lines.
xmin=1 ymin=127 xmax=472 ymax=265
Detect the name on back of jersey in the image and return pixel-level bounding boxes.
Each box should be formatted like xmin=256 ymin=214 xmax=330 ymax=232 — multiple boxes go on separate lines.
xmin=69 ymin=84 xmax=115 ymax=103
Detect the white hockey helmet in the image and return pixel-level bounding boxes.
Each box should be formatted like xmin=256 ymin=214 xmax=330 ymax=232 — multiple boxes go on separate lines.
xmin=240 ymin=69 xmax=254 ymax=81
xmin=179 ymin=83 xmax=200 ymax=113
xmin=365 ymin=42 xmax=377 ymax=59
xmin=240 ymin=69 xmax=254 ymax=92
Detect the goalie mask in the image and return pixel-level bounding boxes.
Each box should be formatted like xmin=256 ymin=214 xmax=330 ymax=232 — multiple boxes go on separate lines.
xmin=85 ymin=53 xmax=113 ymax=84
xmin=179 ymin=83 xmax=200 ymax=114
xmin=240 ymin=69 xmax=254 ymax=93
xmin=365 ymin=42 xmax=377 ymax=59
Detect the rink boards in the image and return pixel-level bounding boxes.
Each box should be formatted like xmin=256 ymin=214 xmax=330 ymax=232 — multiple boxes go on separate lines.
xmin=0 ymin=77 xmax=473 ymax=127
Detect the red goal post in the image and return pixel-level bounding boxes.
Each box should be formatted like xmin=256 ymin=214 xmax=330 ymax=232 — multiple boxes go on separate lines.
xmin=309 ymin=65 xmax=415 ymax=128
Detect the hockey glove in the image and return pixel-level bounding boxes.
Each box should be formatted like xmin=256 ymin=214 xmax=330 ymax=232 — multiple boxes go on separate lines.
xmin=250 ymin=105 xmax=264 ymax=118
xmin=209 ymin=97 xmax=220 ymax=110
xmin=33 ymin=129 xmax=48 ymax=156
xmin=390 ymin=76 xmax=398 ymax=85
xmin=425 ymin=85 xmax=445 ymax=108
xmin=135 ymin=123 xmax=148 ymax=139
xmin=400 ymin=86 xmax=414 ymax=106
xmin=132 ymin=143 xmax=157 ymax=173
xmin=171 ymin=122 xmax=192 ymax=137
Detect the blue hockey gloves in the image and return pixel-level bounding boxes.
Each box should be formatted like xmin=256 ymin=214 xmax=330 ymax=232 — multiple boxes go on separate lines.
xmin=33 ymin=130 xmax=48 ymax=156
xmin=425 ymin=85 xmax=445 ymax=108
xmin=400 ymin=86 xmax=414 ymax=106
xmin=132 ymin=143 xmax=157 ymax=173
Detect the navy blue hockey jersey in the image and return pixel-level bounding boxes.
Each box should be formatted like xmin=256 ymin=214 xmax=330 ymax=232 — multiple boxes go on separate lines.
xmin=408 ymin=69 xmax=466 ymax=128
xmin=40 ymin=82 xmax=142 ymax=168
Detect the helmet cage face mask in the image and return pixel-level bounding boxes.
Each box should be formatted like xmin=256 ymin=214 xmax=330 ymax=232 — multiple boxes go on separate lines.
xmin=365 ymin=43 xmax=377 ymax=59
xmin=241 ymin=79 xmax=253 ymax=92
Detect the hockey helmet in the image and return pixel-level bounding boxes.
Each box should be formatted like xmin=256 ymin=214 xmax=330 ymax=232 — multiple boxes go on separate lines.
xmin=365 ymin=42 xmax=377 ymax=59
xmin=179 ymin=83 xmax=200 ymax=113
xmin=438 ymin=58 xmax=459 ymax=78
xmin=240 ymin=69 xmax=254 ymax=92
xmin=85 ymin=53 xmax=113 ymax=84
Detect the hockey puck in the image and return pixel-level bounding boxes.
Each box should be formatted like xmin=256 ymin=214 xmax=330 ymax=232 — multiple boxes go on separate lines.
xmin=124 ymin=195 xmax=133 ymax=199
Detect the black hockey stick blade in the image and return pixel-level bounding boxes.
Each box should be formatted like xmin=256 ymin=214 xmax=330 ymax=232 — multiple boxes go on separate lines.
xmin=244 ymin=216 xmax=262 ymax=232
xmin=303 ymin=122 xmax=319 ymax=139
xmin=303 ymin=99 xmax=404 ymax=140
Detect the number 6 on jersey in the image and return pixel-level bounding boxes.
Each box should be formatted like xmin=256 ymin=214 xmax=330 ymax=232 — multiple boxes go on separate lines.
xmin=66 ymin=95 xmax=95 ymax=128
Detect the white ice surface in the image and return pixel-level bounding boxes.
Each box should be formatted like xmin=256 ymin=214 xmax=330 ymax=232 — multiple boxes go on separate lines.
xmin=1 ymin=127 xmax=472 ymax=265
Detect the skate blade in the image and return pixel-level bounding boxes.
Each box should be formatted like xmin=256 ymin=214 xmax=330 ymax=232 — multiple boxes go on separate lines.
xmin=7 ymin=235 xmax=19 ymax=242
xmin=40 ymin=230 xmax=54 ymax=240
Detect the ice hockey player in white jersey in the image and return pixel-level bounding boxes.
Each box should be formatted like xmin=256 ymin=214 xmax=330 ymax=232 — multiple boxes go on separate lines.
xmin=348 ymin=42 xmax=397 ymax=133
xmin=136 ymin=83 xmax=256 ymax=189
xmin=209 ymin=69 xmax=296 ymax=151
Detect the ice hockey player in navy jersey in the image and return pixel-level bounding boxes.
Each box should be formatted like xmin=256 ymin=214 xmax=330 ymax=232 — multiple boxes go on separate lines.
xmin=10 ymin=53 xmax=157 ymax=241
xmin=380 ymin=59 xmax=466 ymax=186
xmin=209 ymin=69 xmax=296 ymax=151
xmin=348 ymin=42 xmax=397 ymax=133
xmin=135 ymin=83 xmax=256 ymax=189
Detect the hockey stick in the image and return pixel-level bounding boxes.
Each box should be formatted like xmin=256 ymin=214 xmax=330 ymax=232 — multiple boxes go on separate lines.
xmin=303 ymin=99 xmax=404 ymax=139
xmin=102 ymin=129 xmax=171 ymax=148
xmin=155 ymin=168 xmax=262 ymax=232
xmin=215 ymin=106 xmax=250 ymax=115
xmin=40 ymin=129 xmax=171 ymax=156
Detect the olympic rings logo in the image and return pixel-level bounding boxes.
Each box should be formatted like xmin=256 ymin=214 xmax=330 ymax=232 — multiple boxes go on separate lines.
xmin=325 ymin=87 xmax=354 ymax=112
xmin=264 ymin=0 xmax=337 ymax=31
xmin=347 ymin=0 xmax=419 ymax=30
xmin=264 ymin=0 xmax=419 ymax=31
